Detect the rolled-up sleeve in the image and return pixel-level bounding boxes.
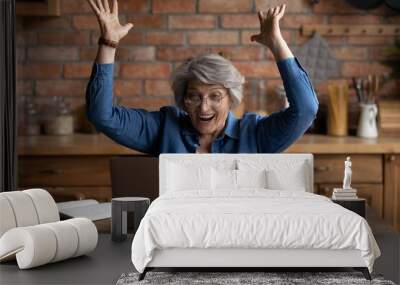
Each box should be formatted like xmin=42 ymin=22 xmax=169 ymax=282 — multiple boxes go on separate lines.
xmin=86 ymin=63 xmax=162 ymax=154
xmin=256 ymin=57 xmax=319 ymax=153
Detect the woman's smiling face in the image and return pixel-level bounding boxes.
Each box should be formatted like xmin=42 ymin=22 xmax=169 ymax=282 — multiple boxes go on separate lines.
xmin=184 ymin=79 xmax=232 ymax=138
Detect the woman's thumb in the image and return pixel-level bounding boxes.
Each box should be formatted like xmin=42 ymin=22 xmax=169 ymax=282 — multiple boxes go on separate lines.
xmin=123 ymin=23 xmax=134 ymax=33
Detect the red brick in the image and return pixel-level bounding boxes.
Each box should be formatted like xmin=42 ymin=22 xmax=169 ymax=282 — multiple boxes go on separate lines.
xmin=234 ymin=61 xmax=280 ymax=78
xmin=145 ymin=31 xmax=184 ymax=45
xmin=329 ymin=15 xmax=381 ymax=25
xmin=282 ymin=15 xmax=324 ymax=29
xmin=16 ymin=31 xmax=37 ymax=46
xmin=114 ymin=80 xmax=142 ymax=97
xmin=341 ymin=62 xmax=391 ymax=77
xmin=199 ymin=0 xmax=253 ymax=13
xmin=72 ymin=15 xmax=98 ymax=30
xmin=126 ymin=15 xmax=166 ymax=29
xmin=17 ymin=63 xmax=62 ymax=79
xmin=152 ymin=0 xmax=195 ymax=13
xmin=145 ymin=80 xmax=173 ymax=96
xmin=210 ymin=47 xmax=264 ymax=61
xmin=169 ymin=15 xmax=216 ymax=29
xmin=157 ymin=47 xmax=210 ymax=61
xmin=16 ymin=80 xmax=34 ymax=96
xmin=28 ymin=47 xmax=79 ymax=61
xmin=121 ymin=97 xmax=173 ymax=110
xmin=292 ymin=33 xmax=345 ymax=46
xmin=119 ymin=31 xmax=144 ymax=45
xmin=37 ymin=31 xmax=90 ymax=45
xmin=255 ymin=0 xmax=311 ymax=13
xmin=369 ymin=47 xmax=393 ymax=61
xmin=120 ymin=63 xmax=171 ymax=79
xmin=61 ymin=0 xmax=92 ymax=13
xmin=21 ymin=17 xmax=71 ymax=30
xmin=332 ymin=47 xmax=368 ymax=61
xmin=313 ymin=1 xmax=362 ymax=14
xmin=241 ymin=30 xmax=291 ymax=45
xmin=64 ymin=63 xmax=93 ymax=79
xmin=347 ymin=36 xmax=394 ymax=45
xmin=116 ymin=47 xmax=156 ymax=61
xmin=188 ymin=31 xmax=239 ymax=45
xmin=79 ymin=47 xmax=97 ymax=61
xmin=119 ymin=0 xmax=149 ymax=13
xmin=221 ymin=15 xmax=259 ymax=29
xmin=36 ymin=80 xmax=87 ymax=96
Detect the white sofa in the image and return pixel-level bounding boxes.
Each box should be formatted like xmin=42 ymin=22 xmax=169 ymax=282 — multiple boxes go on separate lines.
xmin=0 ymin=189 xmax=98 ymax=269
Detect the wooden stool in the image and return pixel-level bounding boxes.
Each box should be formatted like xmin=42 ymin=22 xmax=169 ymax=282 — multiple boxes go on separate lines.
xmin=111 ymin=197 xmax=150 ymax=242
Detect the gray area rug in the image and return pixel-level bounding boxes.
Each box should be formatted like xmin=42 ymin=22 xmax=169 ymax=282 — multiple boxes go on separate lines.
xmin=116 ymin=271 xmax=396 ymax=285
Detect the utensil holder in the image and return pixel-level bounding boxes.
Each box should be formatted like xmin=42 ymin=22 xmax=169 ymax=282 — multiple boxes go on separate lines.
xmin=327 ymin=84 xmax=348 ymax=136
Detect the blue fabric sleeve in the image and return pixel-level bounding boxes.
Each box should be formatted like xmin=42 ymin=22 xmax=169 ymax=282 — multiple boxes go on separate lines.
xmin=85 ymin=63 xmax=162 ymax=154
xmin=256 ymin=57 xmax=319 ymax=153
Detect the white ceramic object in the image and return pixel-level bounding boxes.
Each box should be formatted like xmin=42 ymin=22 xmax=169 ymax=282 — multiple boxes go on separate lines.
xmin=357 ymin=103 xmax=378 ymax=139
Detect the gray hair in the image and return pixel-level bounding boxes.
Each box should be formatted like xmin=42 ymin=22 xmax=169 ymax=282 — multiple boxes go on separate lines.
xmin=171 ymin=54 xmax=245 ymax=109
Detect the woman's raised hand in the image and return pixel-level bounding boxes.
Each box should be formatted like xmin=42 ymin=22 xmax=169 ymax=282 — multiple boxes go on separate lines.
xmin=87 ymin=0 xmax=133 ymax=42
xmin=251 ymin=4 xmax=286 ymax=49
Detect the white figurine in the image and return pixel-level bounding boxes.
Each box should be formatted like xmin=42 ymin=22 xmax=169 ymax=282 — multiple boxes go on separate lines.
xmin=342 ymin=156 xmax=352 ymax=190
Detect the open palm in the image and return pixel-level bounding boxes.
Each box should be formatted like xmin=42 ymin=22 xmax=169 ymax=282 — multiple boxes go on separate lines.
xmin=87 ymin=0 xmax=133 ymax=42
xmin=251 ymin=4 xmax=286 ymax=49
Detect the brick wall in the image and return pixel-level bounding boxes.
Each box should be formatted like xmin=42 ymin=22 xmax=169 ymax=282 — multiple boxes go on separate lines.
xmin=16 ymin=0 xmax=400 ymax=127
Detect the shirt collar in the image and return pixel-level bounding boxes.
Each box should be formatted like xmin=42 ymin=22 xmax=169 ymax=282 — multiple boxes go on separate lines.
xmin=181 ymin=111 xmax=239 ymax=140
xmin=224 ymin=112 xmax=239 ymax=139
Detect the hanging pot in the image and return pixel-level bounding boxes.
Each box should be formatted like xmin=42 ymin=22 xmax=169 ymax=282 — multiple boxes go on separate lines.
xmin=346 ymin=0 xmax=384 ymax=10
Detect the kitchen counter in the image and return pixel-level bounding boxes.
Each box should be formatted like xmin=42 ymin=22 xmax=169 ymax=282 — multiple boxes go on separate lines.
xmin=17 ymin=134 xmax=400 ymax=232
xmin=17 ymin=134 xmax=400 ymax=156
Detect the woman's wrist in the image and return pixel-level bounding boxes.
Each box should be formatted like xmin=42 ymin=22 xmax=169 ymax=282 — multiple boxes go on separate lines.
xmin=95 ymin=44 xmax=116 ymax=64
xmin=269 ymin=37 xmax=293 ymax=61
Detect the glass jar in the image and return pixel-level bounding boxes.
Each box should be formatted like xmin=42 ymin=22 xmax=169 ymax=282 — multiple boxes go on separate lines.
xmin=19 ymin=96 xmax=41 ymax=136
xmin=43 ymin=96 xmax=74 ymax=135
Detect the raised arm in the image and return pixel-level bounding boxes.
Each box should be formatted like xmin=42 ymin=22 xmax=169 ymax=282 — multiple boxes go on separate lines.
xmin=251 ymin=4 xmax=319 ymax=153
xmin=85 ymin=0 xmax=162 ymax=154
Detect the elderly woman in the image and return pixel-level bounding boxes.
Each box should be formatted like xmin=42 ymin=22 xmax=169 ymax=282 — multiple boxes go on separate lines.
xmin=86 ymin=0 xmax=318 ymax=154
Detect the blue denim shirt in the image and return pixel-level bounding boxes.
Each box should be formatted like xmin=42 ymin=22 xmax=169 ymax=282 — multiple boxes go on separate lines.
xmin=86 ymin=57 xmax=318 ymax=156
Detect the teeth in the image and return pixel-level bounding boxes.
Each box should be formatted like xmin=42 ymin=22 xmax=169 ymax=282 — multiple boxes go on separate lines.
xmin=199 ymin=115 xmax=214 ymax=121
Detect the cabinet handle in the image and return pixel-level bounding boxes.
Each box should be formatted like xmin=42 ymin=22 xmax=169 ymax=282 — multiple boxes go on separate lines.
xmin=389 ymin=155 xmax=396 ymax=161
xmin=314 ymin=165 xmax=332 ymax=171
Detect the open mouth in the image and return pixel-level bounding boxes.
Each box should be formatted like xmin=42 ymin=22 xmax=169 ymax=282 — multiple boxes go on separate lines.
xmin=199 ymin=115 xmax=215 ymax=122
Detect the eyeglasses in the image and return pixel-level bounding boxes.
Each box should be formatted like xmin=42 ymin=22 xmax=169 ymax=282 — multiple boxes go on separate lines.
xmin=183 ymin=93 xmax=227 ymax=108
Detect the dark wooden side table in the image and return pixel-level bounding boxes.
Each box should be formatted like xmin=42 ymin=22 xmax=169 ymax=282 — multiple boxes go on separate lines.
xmin=332 ymin=198 xmax=366 ymax=218
xmin=111 ymin=197 xmax=150 ymax=242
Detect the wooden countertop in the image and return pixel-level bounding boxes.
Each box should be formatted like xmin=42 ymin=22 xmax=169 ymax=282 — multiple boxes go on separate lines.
xmin=18 ymin=134 xmax=400 ymax=156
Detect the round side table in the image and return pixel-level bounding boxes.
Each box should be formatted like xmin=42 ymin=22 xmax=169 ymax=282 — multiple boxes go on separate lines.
xmin=111 ymin=197 xmax=150 ymax=242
